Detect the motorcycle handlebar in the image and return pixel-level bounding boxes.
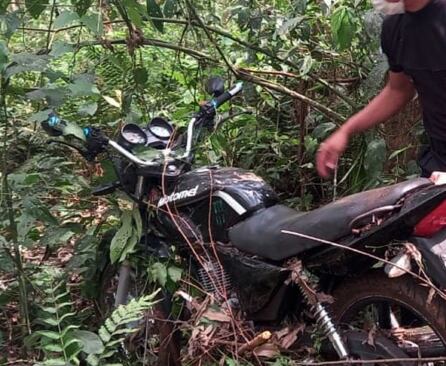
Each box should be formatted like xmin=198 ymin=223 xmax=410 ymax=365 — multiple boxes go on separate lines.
xmin=41 ymin=82 xmax=243 ymax=167
xmin=212 ymin=82 xmax=243 ymax=109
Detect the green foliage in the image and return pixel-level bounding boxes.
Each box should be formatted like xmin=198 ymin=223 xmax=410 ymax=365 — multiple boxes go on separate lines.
xmin=0 ymin=0 xmax=421 ymax=362
xmin=32 ymin=267 xmax=82 ymax=365
xmin=85 ymin=292 xmax=159 ymax=366
xmin=331 ymin=6 xmax=357 ymax=50
xmin=109 ymin=208 xmax=142 ymax=264
xmin=147 ymin=0 xmax=164 ymax=32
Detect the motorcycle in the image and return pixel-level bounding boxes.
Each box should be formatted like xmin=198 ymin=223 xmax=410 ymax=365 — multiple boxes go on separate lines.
xmin=41 ymin=78 xmax=446 ymax=365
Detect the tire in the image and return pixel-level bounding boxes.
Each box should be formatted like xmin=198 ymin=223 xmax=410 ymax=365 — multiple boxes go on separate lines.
xmin=331 ymin=271 xmax=446 ymax=358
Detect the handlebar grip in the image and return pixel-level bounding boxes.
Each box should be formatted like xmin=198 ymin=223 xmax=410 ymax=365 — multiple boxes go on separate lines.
xmin=41 ymin=114 xmax=65 ymax=137
xmin=212 ymin=82 xmax=243 ymax=108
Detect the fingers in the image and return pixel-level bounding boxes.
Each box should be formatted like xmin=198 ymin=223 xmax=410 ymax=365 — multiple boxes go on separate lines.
xmin=316 ymin=144 xmax=338 ymax=178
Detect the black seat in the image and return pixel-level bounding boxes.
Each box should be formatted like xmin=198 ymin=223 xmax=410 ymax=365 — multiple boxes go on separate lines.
xmin=228 ymin=178 xmax=432 ymax=261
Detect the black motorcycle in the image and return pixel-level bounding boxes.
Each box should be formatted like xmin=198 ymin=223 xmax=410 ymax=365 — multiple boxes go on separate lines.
xmin=41 ymin=78 xmax=446 ymax=365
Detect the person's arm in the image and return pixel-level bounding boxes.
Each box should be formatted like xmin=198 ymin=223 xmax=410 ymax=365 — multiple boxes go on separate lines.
xmin=316 ymin=71 xmax=416 ymax=178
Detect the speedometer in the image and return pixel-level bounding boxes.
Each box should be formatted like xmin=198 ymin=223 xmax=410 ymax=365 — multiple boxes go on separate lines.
xmin=148 ymin=117 xmax=174 ymax=140
xmin=120 ymin=124 xmax=148 ymax=148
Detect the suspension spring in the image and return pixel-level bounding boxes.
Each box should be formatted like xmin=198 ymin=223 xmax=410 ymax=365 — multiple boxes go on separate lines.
xmin=296 ymin=281 xmax=349 ymax=359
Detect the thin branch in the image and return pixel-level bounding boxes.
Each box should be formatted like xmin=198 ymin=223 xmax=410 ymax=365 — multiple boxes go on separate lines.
xmin=75 ymin=38 xmax=219 ymax=63
xmin=20 ymin=15 xmax=358 ymax=109
xmin=184 ymin=0 xmax=237 ymax=76
xmin=237 ymin=71 xmax=345 ymax=122
xmin=282 ymin=230 xmax=446 ymax=301
xmin=64 ymin=38 xmax=345 ymax=122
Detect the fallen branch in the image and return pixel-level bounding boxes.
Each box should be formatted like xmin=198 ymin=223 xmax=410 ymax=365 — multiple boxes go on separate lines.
xmin=238 ymin=331 xmax=272 ymax=354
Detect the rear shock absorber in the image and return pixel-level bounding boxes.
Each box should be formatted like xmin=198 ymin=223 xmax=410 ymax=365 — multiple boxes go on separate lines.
xmin=312 ymin=302 xmax=349 ymax=359
xmin=292 ymin=264 xmax=349 ymax=359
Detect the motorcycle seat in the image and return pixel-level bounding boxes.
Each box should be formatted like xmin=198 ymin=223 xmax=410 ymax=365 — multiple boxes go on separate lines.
xmin=228 ymin=178 xmax=432 ymax=261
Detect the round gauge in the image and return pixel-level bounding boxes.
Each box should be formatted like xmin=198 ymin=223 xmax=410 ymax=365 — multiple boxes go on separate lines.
xmin=148 ymin=117 xmax=174 ymax=140
xmin=120 ymin=124 xmax=148 ymax=146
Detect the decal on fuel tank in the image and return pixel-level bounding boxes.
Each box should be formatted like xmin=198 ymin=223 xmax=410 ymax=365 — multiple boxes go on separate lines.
xmin=158 ymin=185 xmax=199 ymax=207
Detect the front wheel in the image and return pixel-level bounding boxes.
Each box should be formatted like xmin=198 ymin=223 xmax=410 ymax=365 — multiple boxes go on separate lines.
xmin=331 ymin=271 xmax=446 ymax=363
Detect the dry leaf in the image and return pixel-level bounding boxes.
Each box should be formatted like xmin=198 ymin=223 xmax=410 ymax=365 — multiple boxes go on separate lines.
xmin=202 ymin=308 xmax=231 ymax=322
xmin=279 ymin=324 xmax=305 ymax=349
xmin=253 ymin=343 xmax=280 ymax=358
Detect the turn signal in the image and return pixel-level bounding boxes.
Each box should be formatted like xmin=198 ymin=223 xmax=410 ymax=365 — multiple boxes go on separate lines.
xmin=413 ymin=200 xmax=446 ymax=237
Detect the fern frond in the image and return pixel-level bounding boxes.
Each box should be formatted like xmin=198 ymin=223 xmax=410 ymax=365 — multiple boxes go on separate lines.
xmin=86 ymin=291 xmax=160 ymax=365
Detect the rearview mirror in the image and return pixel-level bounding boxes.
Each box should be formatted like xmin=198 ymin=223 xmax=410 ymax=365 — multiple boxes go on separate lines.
xmin=205 ymin=77 xmax=225 ymax=97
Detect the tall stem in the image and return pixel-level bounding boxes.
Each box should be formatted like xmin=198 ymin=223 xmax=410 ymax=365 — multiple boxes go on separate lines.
xmin=0 ymin=78 xmax=31 ymax=342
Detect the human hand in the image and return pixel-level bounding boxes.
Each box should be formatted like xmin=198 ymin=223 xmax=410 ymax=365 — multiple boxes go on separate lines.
xmin=316 ymin=128 xmax=350 ymax=178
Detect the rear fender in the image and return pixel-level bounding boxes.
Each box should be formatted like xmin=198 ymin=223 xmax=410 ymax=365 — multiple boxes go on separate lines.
xmin=410 ymin=230 xmax=446 ymax=289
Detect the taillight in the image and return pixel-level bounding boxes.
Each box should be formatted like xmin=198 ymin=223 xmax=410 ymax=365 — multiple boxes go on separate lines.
xmin=413 ymin=200 xmax=446 ymax=237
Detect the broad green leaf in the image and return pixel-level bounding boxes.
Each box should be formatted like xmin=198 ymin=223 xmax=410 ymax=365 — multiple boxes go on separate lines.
xmin=163 ymin=0 xmax=177 ymax=18
xmin=50 ymin=41 xmax=75 ymax=57
xmin=78 ymin=102 xmax=98 ymax=116
xmin=26 ymin=87 xmax=68 ymax=107
xmin=29 ymin=109 xmax=52 ymax=123
xmin=123 ymin=0 xmax=147 ymax=27
xmin=25 ymin=0 xmax=49 ymax=18
xmin=147 ymin=0 xmax=164 ymax=32
xmin=110 ymin=210 xmax=133 ymax=263
xmin=73 ymin=330 xmax=104 ymax=354
xmin=331 ymin=7 xmax=356 ymax=50
xmin=133 ymin=67 xmax=148 ymax=86
xmin=71 ymin=0 xmax=92 ymax=16
xmin=118 ymin=231 xmax=138 ymax=262
xmin=167 ymin=266 xmax=182 ymax=283
xmin=148 ymin=262 xmax=167 ymax=287
xmin=54 ymin=11 xmax=79 ymax=28
xmin=6 ymin=53 xmax=50 ymax=78
xmin=64 ymin=119 xmax=89 ymax=143
xmin=68 ymin=77 xmax=99 ymax=97
xmin=81 ymin=13 xmax=103 ymax=35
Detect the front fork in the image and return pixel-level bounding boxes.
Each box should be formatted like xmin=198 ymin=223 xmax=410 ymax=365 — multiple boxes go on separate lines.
xmin=114 ymin=176 xmax=145 ymax=307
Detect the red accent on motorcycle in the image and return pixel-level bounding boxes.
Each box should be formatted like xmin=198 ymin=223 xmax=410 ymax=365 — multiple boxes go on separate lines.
xmin=413 ymin=200 xmax=446 ymax=237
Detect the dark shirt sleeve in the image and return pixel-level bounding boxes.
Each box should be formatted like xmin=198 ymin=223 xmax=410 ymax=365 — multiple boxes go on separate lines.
xmin=381 ymin=17 xmax=404 ymax=73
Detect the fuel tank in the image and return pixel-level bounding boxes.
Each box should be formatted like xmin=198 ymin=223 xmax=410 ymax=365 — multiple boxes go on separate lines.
xmin=156 ymin=167 xmax=278 ymax=243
